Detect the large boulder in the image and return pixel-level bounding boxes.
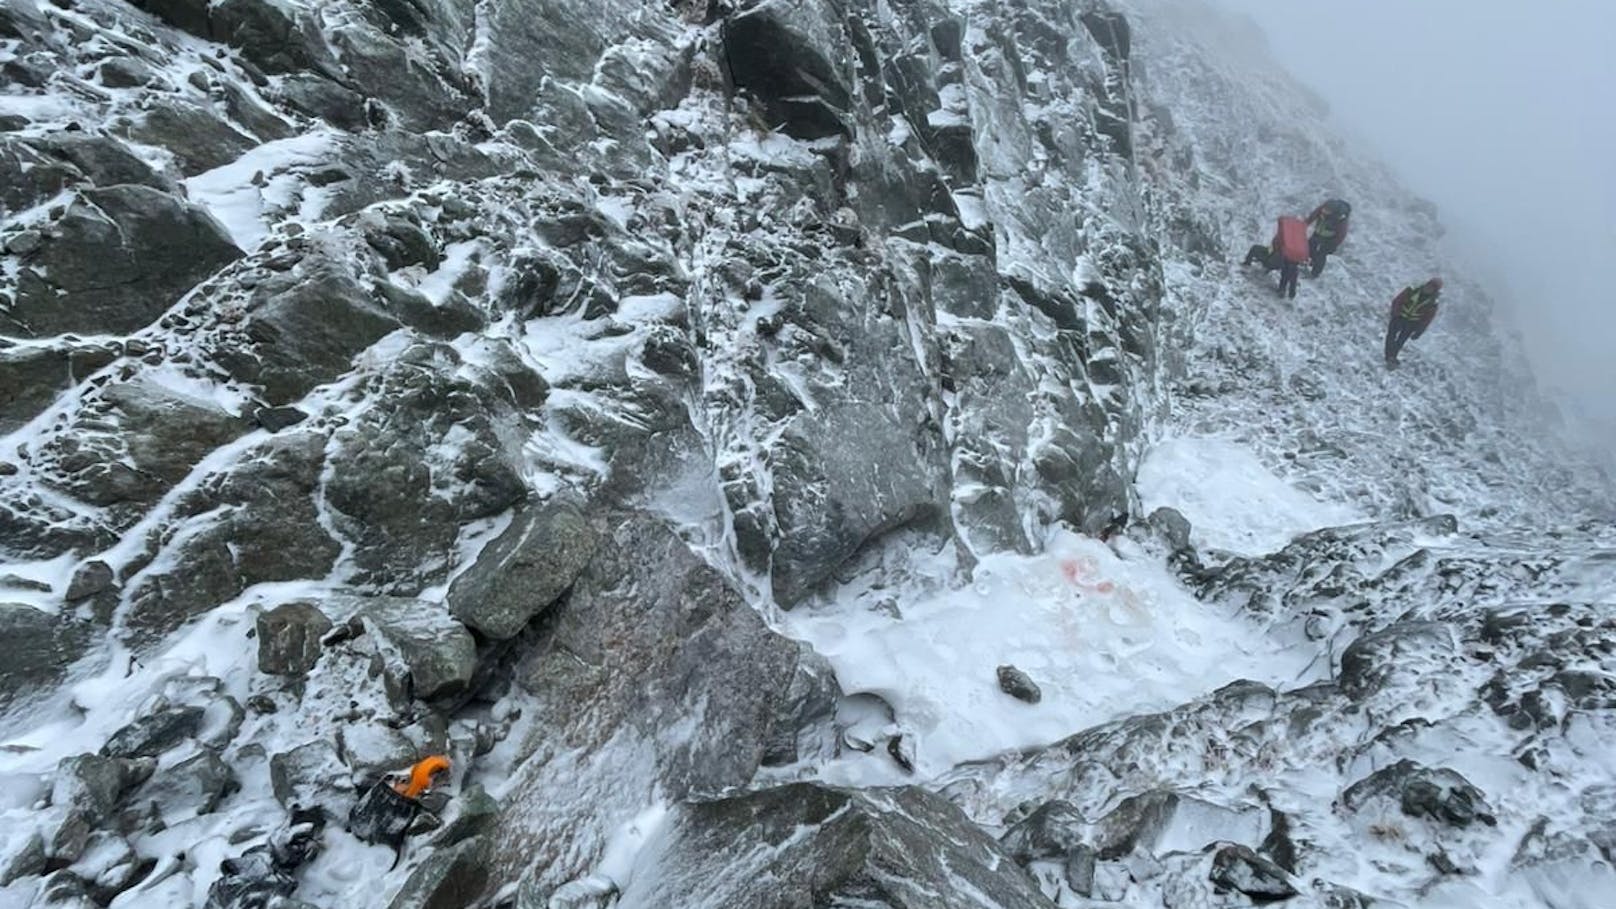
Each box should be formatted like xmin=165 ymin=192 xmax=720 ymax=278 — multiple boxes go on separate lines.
xmin=121 ymin=432 xmax=341 ymax=649
xmin=322 ymin=343 xmax=524 ymax=592
xmin=614 ymin=784 xmax=1057 ymax=908
xmin=388 ymin=837 xmax=491 ymax=909
xmin=35 ymin=374 xmax=247 ymax=510
xmin=5 ymin=186 xmax=243 ymax=337
xmin=494 ymin=514 xmax=838 ymax=890
xmin=22 ymin=132 xmax=178 ymax=194
xmin=256 ymin=602 xmax=334 ymax=677
xmin=1095 ymin=791 xmax=1265 ymax=859
xmin=0 ymin=341 xmax=117 ymax=434
xmin=0 ymin=603 xmax=92 ymax=713
xmin=209 ymin=251 xmax=400 ymax=406
xmin=121 ymin=749 xmax=239 ymax=825
xmin=124 ymin=100 xmax=258 ymax=176
xmin=721 ymin=0 xmax=856 ymax=140
xmin=1341 ymin=760 xmax=1497 ymax=829
xmin=358 ymin=598 xmax=478 ymax=701
xmin=446 ymin=501 xmax=597 ymax=640
xmin=100 ymin=706 xmax=205 ymax=760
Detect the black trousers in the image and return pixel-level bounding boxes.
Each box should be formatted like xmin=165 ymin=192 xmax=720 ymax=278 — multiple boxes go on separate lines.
xmin=1308 ymin=235 xmax=1337 ymax=277
xmin=1278 ymin=262 xmax=1299 ymax=298
xmin=1385 ymin=316 xmax=1419 ymax=362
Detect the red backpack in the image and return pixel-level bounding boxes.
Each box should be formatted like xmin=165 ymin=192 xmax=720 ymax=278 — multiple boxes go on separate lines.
xmin=1276 ymin=216 xmax=1309 ymax=264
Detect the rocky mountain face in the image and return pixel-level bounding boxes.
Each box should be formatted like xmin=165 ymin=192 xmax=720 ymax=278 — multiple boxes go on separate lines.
xmin=0 ymin=0 xmax=1611 ymax=907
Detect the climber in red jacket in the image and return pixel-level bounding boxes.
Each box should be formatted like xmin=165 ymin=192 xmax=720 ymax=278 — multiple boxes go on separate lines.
xmin=1384 ymin=277 xmax=1442 ymax=368
xmin=1306 ymin=199 xmax=1351 ymax=277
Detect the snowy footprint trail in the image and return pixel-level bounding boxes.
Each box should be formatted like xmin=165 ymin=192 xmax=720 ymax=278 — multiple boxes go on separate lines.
xmin=784 ymin=529 xmax=1319 ymax=781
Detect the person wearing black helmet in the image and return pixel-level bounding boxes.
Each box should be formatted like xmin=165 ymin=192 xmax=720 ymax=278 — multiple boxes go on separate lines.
xmin=1384 ymin=277 xmax=1443 ymax=368
xmin=1306 ymin=199 xmax=1351 ymax=277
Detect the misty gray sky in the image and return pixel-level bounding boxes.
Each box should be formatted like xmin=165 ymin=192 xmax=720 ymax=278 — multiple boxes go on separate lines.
xmin=1206 ymin=0 xmax=1616 ymax=443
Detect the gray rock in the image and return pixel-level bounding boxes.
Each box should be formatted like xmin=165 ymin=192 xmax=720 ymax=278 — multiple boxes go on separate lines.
xmin=1147 ymin=506 xmax=1193 ymax=552
xmin=101 ymin=706 xmax=205 ymax=759
xmin=122 ymin=432 xmax=341 ymax=648
xmin=1209 ymin=843 xmax=1298 ymax=900
xmin=375 ymin=281 xmax=488 ymax=339
xmin=446 ymin=502 xmax=597 ymax=640
xmin=36 ymin=869 xmax=97 ymax=908
xmin=0 ymin=135 xmax=75 ymax=213
xmin=71 ymin=832 xmax=153 ymax=904
xmin=430 ymin=783 xmax=498 ymax=849
xmin=38 ymin=374 xmax=247 ymax=509
xmin=722 ymin=0 xmax=854 ymax=140
xmin=768 ymin=411 xmax=948 ymax=605
xmin=96 ymin=56 xmax=152 ymax=88
xmin=0 ymin=603 xmax=92 ymax=712
xmin=1064 ymin=844 xmax=1098 ymax=897
xmin=1001 ymin=800 xmax=1087 ymax=864
xmin=24 ymin=132 xmax=177 ymax=194
xmin=387 ymin=837 xmax=491 ymax=909
xmin=122 ymin=749 xmax=238 ymax=823
xmin=221 ymin=79 xmax=296 ymax=142
xmin=0 ymin=345 xmax=79 ymax=434
xmin=269 ymin=740 xmax=345 ymax=810
xmin=4 ymin=185 xmax=243 ymax=337
xmin=0 ymin=574 xmax=51 ymax=593
xmin=336 ymin=724 xmax=416 ymax=777
xmin=361 ymin=212 xmax=441 ymax=271
xmin=126 ymin=100 xmax=257 ymax=177
xmin=210 ymin=252 xmax=399 ymax=405
xmin=1096 ymin=791 xmax=1264 ymax=859
xmin=760 ymin=644 xmax=841 ymax=767
xmin=614 ymin=784 xmax=1056 ymax=909
xmin=495 ymin=514 xmax=841 ymax=889
xmin=4 ymin=229 xmax=43 ymax=255
xmin=253 ymin=405 xmax=309 ymax=432
xmin=52 ymin=754 xmax=140 ymax=824
xmin=1342 ymin=760 xmax=1497 ymax=829
xmin=127 ymin=0 xmax=211 ymax=36
xmin=1339 ymin=623 xmax=1453 ymax=699
xmin=256 ymin=601 xmax=333 ymax=677
xmin=997 ymin=664 xmax=1043 ymax=704
xmin=211 ymin=0 xmax=337 ymax=76
xmin=64 ymin=560 xmax=114 ymax=603
xmin=359 ymin=598 xmax=478 ymax=701
xmin=322 ymin=344 xmax=523 ymax=592
xmin=277 ymin=73 xmax=369 ymax=131
xmin=0 ymin=831 xmax=46 ymax=885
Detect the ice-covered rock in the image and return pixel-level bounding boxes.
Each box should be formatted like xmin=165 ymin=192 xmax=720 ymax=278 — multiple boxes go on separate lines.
xmin=255 ymin=602 xmax=333 ymax=678
xmin=613 ymin=783 xmax=1056 ymax=909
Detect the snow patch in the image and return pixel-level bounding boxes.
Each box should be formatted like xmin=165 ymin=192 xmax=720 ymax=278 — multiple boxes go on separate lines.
xmin=184 ymin=132 xmax=336 ymax=251
xmin=1138 ymin=436 xmax=1363 ymax=556
xmin=785 ymin=529 xmax=1317 ymax=778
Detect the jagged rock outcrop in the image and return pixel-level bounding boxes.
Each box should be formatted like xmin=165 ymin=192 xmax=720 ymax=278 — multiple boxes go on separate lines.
xmin=613 ymin=783 xmax=1057 ymax=909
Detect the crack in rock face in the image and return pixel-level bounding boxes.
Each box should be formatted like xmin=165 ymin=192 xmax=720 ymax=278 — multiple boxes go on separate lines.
xmin=0 ymin=0 xmax=1611 ymax=906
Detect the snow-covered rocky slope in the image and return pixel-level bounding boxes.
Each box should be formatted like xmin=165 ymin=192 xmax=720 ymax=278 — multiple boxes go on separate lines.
xmin=1 ymin=0 xmax=1611 ymax=906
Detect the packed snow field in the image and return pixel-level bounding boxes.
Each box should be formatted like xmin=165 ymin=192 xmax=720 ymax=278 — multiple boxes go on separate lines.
xmin=2 ymin=0 xmax=1614 ymax=907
